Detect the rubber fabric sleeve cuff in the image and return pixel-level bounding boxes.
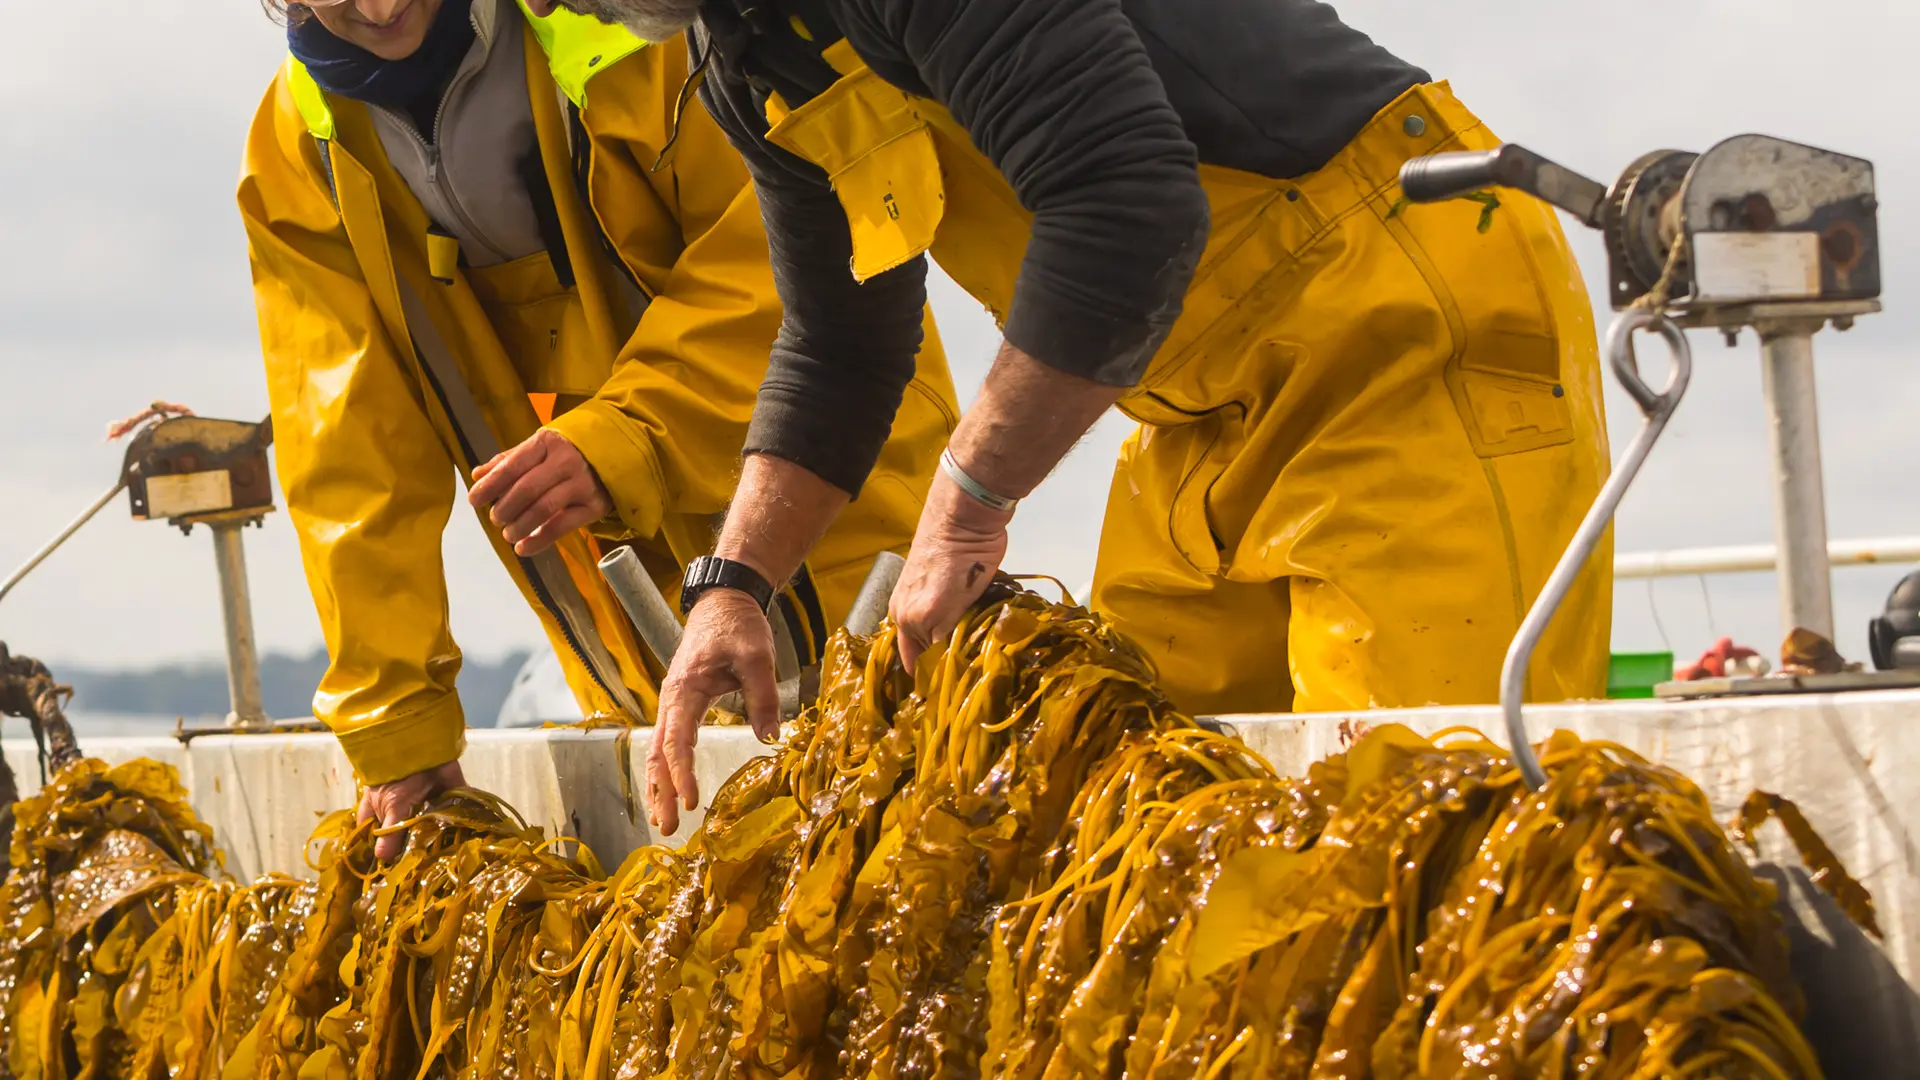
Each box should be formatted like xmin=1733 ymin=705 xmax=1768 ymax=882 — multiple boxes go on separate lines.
xmin=544 ymin=399 xmax=668 ymax=539
xmin=333 ymin=693 xmax=469 ymax=786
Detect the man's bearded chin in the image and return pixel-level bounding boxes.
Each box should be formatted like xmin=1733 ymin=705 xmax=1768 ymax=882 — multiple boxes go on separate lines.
xmin=552 ymin=0 xmax=699 ymax=39
xmin=600 ymin=0 xmax=702 ymax=40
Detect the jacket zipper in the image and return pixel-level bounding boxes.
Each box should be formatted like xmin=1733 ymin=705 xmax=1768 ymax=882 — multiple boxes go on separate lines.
xmin=413 ymin=339 xmax=629 ymax=711
xmin=374 ymin=15 xmax=632 ymax=713
xmin=566 ymin=102 xmax=657 ymax=311
xmin=518 ymin=555 xmax=623 ymax=709
xmin=373 ymin=29 xmax=510 ymax=265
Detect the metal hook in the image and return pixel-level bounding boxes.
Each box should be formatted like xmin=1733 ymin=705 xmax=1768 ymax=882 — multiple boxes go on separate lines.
xmin=1500 ymin=310 xmax=1691 ymax=789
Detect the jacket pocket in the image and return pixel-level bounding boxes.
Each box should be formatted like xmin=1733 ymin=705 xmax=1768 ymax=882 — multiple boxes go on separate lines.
xmin=468 ymin=251 xmax=606 ymax=396
xmin=1383 ymin=180 xmax=1575 ymax=459
xmin=1116 ymin=396 xmax=1247 ymax=576
xmin=765 ymin=67 xmax=946 ymax=283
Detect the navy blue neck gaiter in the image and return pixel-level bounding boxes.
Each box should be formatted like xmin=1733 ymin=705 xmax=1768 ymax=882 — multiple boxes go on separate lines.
xmin=288 ymin=0 xmax=478 ymax=139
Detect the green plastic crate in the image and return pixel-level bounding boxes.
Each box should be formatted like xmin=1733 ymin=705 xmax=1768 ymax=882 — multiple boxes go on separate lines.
xmin=1607 ymin=652 xmax=1674 ymax=699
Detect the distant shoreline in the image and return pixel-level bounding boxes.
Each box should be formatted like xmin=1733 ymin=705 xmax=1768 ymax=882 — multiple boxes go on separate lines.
xmin=32 ymin=650 xmax=533 ymax=731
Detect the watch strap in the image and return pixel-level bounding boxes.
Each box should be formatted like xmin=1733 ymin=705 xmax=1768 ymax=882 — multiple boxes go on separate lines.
xmin=681 ymin=555 xmax=776 ymax=616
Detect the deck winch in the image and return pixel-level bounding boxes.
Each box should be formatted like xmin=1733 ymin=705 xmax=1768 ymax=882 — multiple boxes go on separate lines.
xmin=120 ymin=414 xmax=279 ymax=733
xmin=1400 ymin=135 xmax=1886 ymax=786
xmin=0 ymin=408 xmax=279 ymax=734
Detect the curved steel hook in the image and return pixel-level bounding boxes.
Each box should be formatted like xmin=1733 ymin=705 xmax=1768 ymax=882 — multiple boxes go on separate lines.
xmin=1500 ymin=310 xmax=1691 ymax=789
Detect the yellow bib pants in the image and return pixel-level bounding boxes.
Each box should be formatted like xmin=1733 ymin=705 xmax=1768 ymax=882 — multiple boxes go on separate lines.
xmin=767 ymin=59 xmax=1612 ymax=716
xmin=1091 ymin=85 xmax=1611 ymax=714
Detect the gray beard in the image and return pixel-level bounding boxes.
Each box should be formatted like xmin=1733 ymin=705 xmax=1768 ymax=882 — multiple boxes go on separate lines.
xmin=620 ymin=9 xmax=699 ymax=41
xmin=558 ymin=0 xmax=700 ymax=41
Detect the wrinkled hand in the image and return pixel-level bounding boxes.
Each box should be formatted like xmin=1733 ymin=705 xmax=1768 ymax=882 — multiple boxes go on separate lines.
xmin=469 ymin=428 xmax=611 ymax=556
xmin=890 ymin=469 xmax=1014 ymax=673
xmin=647 ymin=590 xmax=779 ymax=836
xmin=357 ymin=760 xmax=465 ymax=863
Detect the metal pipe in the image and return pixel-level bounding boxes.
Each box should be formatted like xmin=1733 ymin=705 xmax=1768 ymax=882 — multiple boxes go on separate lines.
xmin=600 ymin=548 xmax=913 ymax=727
xmin=844 ymin=552 xmax=906 ymax=637
xmin=1758 ymin=325 xmax=1836 ymax=641
xmin=211 ymin=522 xmax=269 ymax=732
xmin=598 ymin=547 xmax=683 ymax=666
xmin=1502 ymin=311 xmax=1691 ymax=789
xmin=769 ymin=603 xmax=802 ymax=683
xmin=1614 ymin=535 xmax=1920 ymax=579
xmin=599 ymin=548 xmax=798 ymax=722
xmin=0 ymin=480 xmax=127 ymax=608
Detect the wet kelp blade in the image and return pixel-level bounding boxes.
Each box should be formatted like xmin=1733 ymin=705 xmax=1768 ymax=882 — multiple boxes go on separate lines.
xmin=0 ymin=583 xmax=1877 ymax=1079
xmin=1732 ymin=789 xmax=1882 ymax=939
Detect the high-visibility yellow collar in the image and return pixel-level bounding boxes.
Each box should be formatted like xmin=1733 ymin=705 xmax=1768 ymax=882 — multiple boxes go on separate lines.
xmin=286 ymin=0 xmax=648 ymax=142
xmin=513 ymin=0 xmax=648 ymax=108
xmin=287 ymin=57 xmax=336 ymax=141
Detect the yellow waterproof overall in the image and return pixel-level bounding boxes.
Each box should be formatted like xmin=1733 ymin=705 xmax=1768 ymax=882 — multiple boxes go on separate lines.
xmin=242 ymin=12 xmax=957 ymax=783
xmin=764 ymin=42 xmax=1611 ymax=715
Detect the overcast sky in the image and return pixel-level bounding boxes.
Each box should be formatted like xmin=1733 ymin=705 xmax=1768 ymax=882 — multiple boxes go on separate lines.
xmin=1 ymin=0 xmax=1915 ymax=685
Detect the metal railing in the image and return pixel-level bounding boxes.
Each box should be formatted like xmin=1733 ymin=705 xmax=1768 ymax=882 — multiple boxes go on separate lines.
xmin=1615 ymin=537 xmax=1920 ymax=580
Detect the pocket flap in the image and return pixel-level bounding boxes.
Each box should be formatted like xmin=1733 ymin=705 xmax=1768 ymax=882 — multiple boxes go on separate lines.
xmin=1455 ymin=370 xmax=1573 ymax=456
xmin=767 ymin=68 xmax=946 ymax=282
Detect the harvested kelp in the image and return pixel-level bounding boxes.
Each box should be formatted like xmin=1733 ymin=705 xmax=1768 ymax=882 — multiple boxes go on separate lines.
xmin=0 ymin=756 xmax=290 ymax=1080
xmin=0 ymin=642 xmax=87 ymax=882
xmin=0 ymin=583 xmax=1877 ymax=1079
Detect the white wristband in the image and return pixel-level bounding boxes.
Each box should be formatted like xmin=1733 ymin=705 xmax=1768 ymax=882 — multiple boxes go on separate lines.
xmin=940 ymin=448 xmax=1017 ymax=513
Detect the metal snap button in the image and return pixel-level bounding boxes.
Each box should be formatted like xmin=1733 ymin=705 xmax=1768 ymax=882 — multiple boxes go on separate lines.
xmin=1403 ymin=114 xmax=1428 ymax=138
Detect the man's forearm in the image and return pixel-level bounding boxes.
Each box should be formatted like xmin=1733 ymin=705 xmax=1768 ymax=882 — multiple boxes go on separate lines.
xmin=714 ymin=454 xmax=851 ymax=590
xmin=948 ymin=340 xmax=1129 ymax=499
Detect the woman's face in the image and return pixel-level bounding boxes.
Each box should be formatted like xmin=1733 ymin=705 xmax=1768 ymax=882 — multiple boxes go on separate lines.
xmin=303 ymin=0 xmax=446 ymax=60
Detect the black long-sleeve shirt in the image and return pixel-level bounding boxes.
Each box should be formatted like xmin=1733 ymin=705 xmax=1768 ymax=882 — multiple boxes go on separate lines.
xmin=695 ymin=0 xmax=1425 ymax=495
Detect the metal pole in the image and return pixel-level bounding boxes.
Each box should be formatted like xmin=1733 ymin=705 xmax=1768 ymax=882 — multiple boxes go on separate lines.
xmin=768 ymin=603 xmax=802 ymax=683
xmin=1758 ymin=324 xmax=1835 ymax=642
xmin=0 ymin=480 xmax=127 ymax=608
xmin=599 ymin=548 xmax=912 ymax=726
xmin=210 ymin=522 xmax=269 ymax=732
xmin=844 ymin=552 xmax=906 ymax=637
xmin=598 ymin=547 xmax=684 ymax=666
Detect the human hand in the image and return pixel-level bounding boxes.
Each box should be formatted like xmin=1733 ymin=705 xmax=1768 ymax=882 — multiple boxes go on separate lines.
xmin=646 ymin=589 xmax=779 ymax=835
xmin=356 ymin=760 xmax=466 ymax=862
xmin=469 ymin=428 xmax=612 ymax=556
xmin=889 ymin=468 xmax=1014 ymax=673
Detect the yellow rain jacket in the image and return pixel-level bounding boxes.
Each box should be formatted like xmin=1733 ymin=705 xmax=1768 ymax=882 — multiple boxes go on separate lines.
xmin=238 ymin=9 xmax=957 ymax=785
xmin=744 ymin=40 xmax=1610 ymax=716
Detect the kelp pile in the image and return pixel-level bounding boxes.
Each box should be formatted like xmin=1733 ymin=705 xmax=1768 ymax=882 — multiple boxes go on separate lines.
xmin=0 ymin=583 xmax=1876 ymax=1078
xmin=0 ymin=757 xmax=312 ymax=1077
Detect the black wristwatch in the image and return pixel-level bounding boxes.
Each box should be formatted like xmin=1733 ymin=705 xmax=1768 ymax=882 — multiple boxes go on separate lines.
xmin=680 ymin=555 xmax=776 ymax=616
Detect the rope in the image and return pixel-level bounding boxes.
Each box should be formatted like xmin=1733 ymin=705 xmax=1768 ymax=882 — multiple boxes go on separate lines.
xmin=105 ymin=400 xmax=195 ymax=442
xmin=1645 ymin=579 xmax=1674 ymax=655
xmin=1629 ymin=234 xmax=1688 ymax=313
